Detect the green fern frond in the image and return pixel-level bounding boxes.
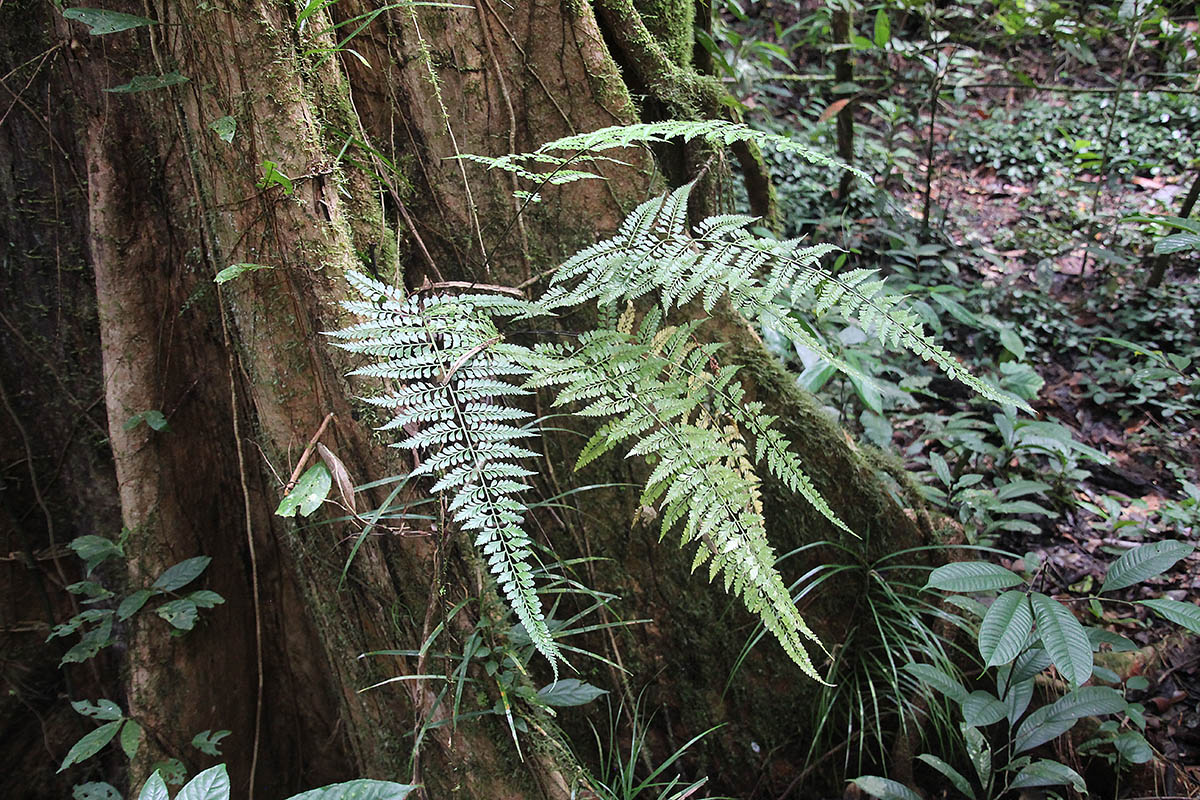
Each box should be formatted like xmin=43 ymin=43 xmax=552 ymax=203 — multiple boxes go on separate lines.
xmin=329 ymin=273 xmax=562 ymax=673
xmin=521 ymin=329 xmax=829 ymax=681
xmin=456 ymin=120 xmax=867 ymax=188
xmin=537 ymin=182 xmax=1024 ymax=410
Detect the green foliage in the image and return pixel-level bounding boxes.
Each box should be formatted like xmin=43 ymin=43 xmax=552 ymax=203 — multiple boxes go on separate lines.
xmin=105 ymin=73 xmax=189 ymax=94
xmin=275 ymin=463 xmax=332 ymax=518
xmin=50 ymin=536 xmax=224 ymax=664
xmin=62 ymin=8 xmax=157 ymax=34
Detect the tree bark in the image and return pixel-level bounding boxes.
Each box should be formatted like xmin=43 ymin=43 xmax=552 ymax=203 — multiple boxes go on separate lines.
xmin=1 ymin=2 xmax=931 ymax=798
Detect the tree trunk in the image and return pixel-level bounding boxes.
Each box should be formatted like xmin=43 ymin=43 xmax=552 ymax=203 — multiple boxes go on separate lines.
xmin=1 ymin=2 xmax=930 ymax=798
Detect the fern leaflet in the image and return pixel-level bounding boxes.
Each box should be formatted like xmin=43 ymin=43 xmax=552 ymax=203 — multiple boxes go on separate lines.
xmin=329 ymin=272 xmax=562 ymax=672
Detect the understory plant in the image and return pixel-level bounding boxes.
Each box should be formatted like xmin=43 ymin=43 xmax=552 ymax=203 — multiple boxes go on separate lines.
xmin=323 ymin=120 xmax=1023 ymax=684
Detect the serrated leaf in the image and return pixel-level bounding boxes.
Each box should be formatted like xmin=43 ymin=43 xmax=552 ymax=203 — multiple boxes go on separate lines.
xmin=1101 ymin=540 xmax=1193 ymax=593
xmin=191 ymin=729 xmax=231 ymax=756
xmin=63 ymin=7 xmax=157 ymax=34
xmin=177 ymin=764 xmax=230 ymax=800
xmin=1010 ymin=760 xmax=1086 ymax=792
xmin=74 ymin=782 xmax=122 ymax=800
xmin=536 ymin=678 xmax=607 ymax=707
xmin=105 ymin=72 xmax=189 ymax=93
xmin=926 ymin=561 xmax=1023 ymax=593
xmin=214 ymin=263 xmax=272 ymax=284
xmin=120 ymin=719 xmax=142 ymax=760
xmin=1139 ymin=598 xmax=1200 ymax=634
xmin=138 ymin=773 xmax=169 ymax=800
xmin=915 ymin=754 xmax=974 ymax=799
xmin=850 ymin=776 xmax=922 ymax=800
xmin=962 ymin=690 xmax=1007 ymax=727
xmin=1031 ymin=592 xmax=1092 ymax=687
xmin=153 ymin=556 xmax=212 ymax=591
xmin=283 ymin=780 xmax=418 ymax=800
xmin=58 ymin=720 xmax=122 ymax=772
xmin=979 ymin=591 xmax=1032 ymax=666
xmin=209 ymin=116 xmax=236 ymax=143
xmin=276 ymin=463 xmax=331 ymax=518
xmin=903 ymin=662 xmax=968 ymax=703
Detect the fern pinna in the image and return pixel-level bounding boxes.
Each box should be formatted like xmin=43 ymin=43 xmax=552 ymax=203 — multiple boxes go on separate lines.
xmin=521 ymin=313 xmax=831 ymax=680
xmin=329 ymin=272 xmax=562 ymax=669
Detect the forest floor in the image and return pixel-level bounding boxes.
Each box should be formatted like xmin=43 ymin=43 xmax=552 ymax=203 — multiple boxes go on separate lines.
xmin=738 ymin=25 xmax=1200 ymax=796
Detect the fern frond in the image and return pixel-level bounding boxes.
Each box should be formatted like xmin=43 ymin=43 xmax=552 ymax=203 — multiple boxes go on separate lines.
xmin=329 ymin=274 xmax=562 ymax=673
xmin=520 ymin=329 xmax=829 ymax=681
xmin=456 ymin=120 xmax=867 ymax=189
xmin=538 ymin=182 xmax=1024 ymax=410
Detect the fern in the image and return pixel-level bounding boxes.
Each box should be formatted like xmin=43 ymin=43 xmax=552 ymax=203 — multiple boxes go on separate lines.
xmin=537 ymin=182 xmax=1026 ymax=410
xmin=457 ymin=119 xmax=868 ymax=187
xmin=520 ymin=320 xmax=830 ymax=681
xmin=329 ymin=272 xmax=562 ymax=672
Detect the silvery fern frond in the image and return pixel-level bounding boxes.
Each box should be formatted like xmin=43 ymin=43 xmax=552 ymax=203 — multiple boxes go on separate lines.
xmin=520 ymin=326 xmax=829 ymax=681
xmin=538 ymin=182 xmax=1025 ymax=410
xmin=329 ymin=272 xmax=562 ymax=672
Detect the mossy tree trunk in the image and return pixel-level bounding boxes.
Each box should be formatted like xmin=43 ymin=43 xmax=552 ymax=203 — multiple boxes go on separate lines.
xmin=1 ymin=2 xmax=930 ymax=798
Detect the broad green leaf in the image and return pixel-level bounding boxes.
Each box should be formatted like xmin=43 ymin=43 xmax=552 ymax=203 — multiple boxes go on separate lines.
xmin=74 ymin=783 xmax=121 ymax=800
xmin=1155 ymin=232 xmax=1200 ymax=254
xmin=61 ymin=615 xmax=115 ymax=664
xmin=915 ymin=754 xmax=974 ymax=799
xmin=928 ymin=450 xmax=952 ymax=487
xmin=999 ymin=327 xmax=1026 ymax=360
xmin=105 ymin=72 xmax=189 ymax=93
xmin=191 ymin=729 xmax=231 ymax=756
xmin=873 ymin=8 xmax=890 ymax=47
xmin=187 ymin=590 xmax=225 ymax=609
xmin=156 ymin=598 xmax=199 ymax=630
xmin=138 ymin=773 xmax=169 ymax=800
xmin=962 ymin=724 xmax=990 ymax=786
xmin=850 ymin=776 xmax=922 ymax=800
xmin=152 ymin=758 xmax=187 ymax=786
xmin=72 ymin=698 xmax=123 ymax=721
xmin=120 ymin=719 xmax=142 ymax=760
xmin=1031 ymin=592 xmax=1092 ymax=687
xmin=58 ymin=720 xmax=122 ymax=772
xmin=1101 ymin=540 xmax=1194 ymax=593
xmin=276 ymin=463 xmax=332 ymax=518
xmin=63 ymin=7 xmax=157 ymax=34
xmin=536 ymin=678 xmax=607 ymax=707
xmin=118 ymin=589 xmax=155 ymax=621
xmin=214 ymin=263 xmax=272 ymax=284
xmin=1009 ymin=759 xmax=1086 ymax=792
xmin=209 ymin=116 xmax=236 ymax=144
xmin=1113 ymin=731 xmax=1153 ymax=763
xmin=153 ymin=556 xmax=212 ymax=592
xmin=978 ymin=591 xmax=1032 ymax=666
xmin=903 ymin=662 xmax=967 ymax=703
xmin=995 ymin=480 xmax=1051 ymax=500
xmin=1004 ymin=677 xmax=1035 ymax=725
xmin=70 ymin=535 xmax=124 ymax=574
xmin=925 ymin=561 xmax=1023 ymax=593
xmin=284 ymin=780 xmax=418 ymax=800
xmin=1086 ymin=627 xmax=1137 ymax=652
xmin=1014 ymin=703 xmax=1074 ymax=753
xmin=258 ymin=160 xmax=294 ymax=194
xmin=1009 ymin=645 xmax=1051 ymax=683
xmin=1047 ymin=686 xmax=1126 ymax=722
xmin=1139 ymin=598 xmax=1200 ymax=634
xmin=962 ymin=690 xmax=1007 ymax=727
xmin=177 ymin=764 xmax=230 ymax=800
